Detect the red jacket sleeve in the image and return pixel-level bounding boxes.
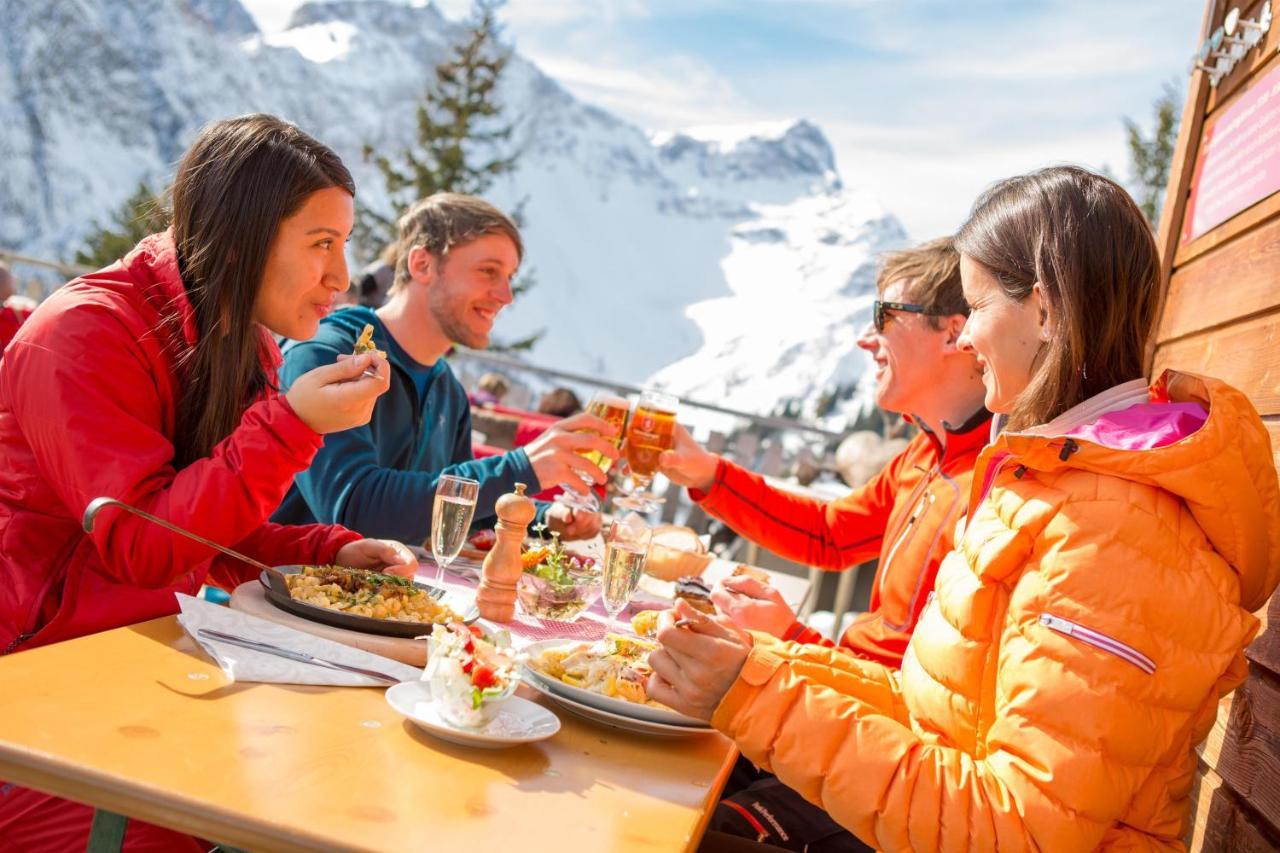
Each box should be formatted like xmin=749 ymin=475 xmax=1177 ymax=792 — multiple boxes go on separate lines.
xmin=783 ymin=620 xmax=835 ymax=647
xmin=691 ymin=457 xmax=901 ymax=571
xmin=6 ymin=301 xmax=349 ymax=589
xmin=204 ymin=522 xmax=362 ymax=591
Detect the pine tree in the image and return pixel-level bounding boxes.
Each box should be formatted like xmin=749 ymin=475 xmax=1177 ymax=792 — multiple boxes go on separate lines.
xmin=1124 ymin=81 xmax=1181 ymax=229
xmin=74 ymin=182 xmax=169 ymax=268
xmin=356 ymin=0 xmax=541 ymax=351
xmin=355 ymin=0 xmax=517 ymax=256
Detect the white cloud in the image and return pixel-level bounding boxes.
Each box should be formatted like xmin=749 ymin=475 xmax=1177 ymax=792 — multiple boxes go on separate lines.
xmin=826 ymin=120 xmax=1128 ymax=239
xmin=523 ymin=52 xmax=756 ymax=128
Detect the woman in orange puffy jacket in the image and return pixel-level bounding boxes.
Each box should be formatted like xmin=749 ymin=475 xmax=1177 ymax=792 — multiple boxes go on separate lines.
xmin=649 ymin=166 xmax=1280 ymax=851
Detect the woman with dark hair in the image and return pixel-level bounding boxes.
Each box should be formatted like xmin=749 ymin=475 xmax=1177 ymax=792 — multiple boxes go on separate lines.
xmin=648 ymin=166 xmax=1280 ymax=850
xmin=0 ymin=114 xmax=412 ymax=849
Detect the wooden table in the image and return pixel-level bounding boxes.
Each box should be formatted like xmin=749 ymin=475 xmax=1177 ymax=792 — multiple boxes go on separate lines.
xmin=0 ymin=567 xmax=810 ymax=852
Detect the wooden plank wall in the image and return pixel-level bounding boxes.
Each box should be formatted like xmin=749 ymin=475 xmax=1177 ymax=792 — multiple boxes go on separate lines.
xmin=1150 ymin=1 xmax=1280 ymax=847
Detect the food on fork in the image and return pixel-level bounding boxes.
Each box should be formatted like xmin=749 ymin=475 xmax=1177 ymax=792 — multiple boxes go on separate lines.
xmin=631 ymin=608 xmax=665 ymax=638
xmin=284 ymin=565 xmax=459 ymax=624
xmin=731 ymin=564 xmax=770 ymax=583
xmin=352 ymin=323 xmax=387 ymax=358
xmin=674 ymin=576 xmax=715 ymax=614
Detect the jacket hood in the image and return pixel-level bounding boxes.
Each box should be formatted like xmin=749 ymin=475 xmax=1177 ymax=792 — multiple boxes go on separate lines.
xmin=987 ymin=370 xmax=1280 ymax=612
xmin=104 ymin=230 xmax=281 ymax=371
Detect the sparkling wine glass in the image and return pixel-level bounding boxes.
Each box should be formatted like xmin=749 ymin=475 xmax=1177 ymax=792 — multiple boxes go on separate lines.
xmin=600 ymin=513 xmax=652 ymax=636
xmin=430 ymin=475 xmax=479 ymax=587
xmin=556 ymin=391 xmax=630 ymax=513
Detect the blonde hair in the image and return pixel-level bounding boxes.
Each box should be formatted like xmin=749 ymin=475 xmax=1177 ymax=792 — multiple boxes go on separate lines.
xmin=390 ymin=193 xmax=522 ymax=294
xmin=877 ymin=236 xmax=965 ymax=329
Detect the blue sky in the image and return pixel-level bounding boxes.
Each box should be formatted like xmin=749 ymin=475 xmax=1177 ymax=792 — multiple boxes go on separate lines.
xmin=242 ymin=0 xmax=1208 ymax=238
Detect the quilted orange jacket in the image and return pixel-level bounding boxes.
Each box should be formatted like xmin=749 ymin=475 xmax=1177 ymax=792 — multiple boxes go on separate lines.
xmin=712 ymin=372 xmax=1280 ymax=851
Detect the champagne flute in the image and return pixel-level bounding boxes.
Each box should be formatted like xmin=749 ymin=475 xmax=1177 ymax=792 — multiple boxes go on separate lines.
xmin=615 ymin=390 xmax=678 ymax=513
xmin=601 ymin=513 xmax=652 ymax=636
xmin=430 ymin=475 xmax=479 ymax=587
xmin=556 ymin=390 xmax=630 ymax=513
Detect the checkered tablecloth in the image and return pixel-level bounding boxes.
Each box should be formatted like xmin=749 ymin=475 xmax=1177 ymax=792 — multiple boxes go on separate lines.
xmin=417 ymin=557 xmax=657 ymax=648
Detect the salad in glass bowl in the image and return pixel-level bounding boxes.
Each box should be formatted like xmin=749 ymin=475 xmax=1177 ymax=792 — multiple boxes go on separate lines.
xmin=424 ymin=622 xmax=518 ymax=728
xmin=517 ymin=530 xmax=601 ymax=622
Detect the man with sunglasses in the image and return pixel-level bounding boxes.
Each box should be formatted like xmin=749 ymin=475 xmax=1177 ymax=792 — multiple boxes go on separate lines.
xmin=658 ymin=236 xmax=990 ymax=852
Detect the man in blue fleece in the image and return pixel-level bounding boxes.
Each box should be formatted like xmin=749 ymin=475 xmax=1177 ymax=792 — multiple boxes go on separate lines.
xmin=273 ymin=193 xmax=615 ymax=543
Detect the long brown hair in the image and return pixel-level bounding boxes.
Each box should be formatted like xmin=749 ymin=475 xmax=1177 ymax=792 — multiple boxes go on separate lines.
xmin=170 ymin=114 xmax=354 ymax=467
xmin=955 ymin=166 xmax=1160 ymax=431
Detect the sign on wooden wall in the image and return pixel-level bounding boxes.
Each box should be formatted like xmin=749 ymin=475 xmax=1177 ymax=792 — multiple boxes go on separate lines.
xmin=1182 ymin=62 xmax=1280 ymax=243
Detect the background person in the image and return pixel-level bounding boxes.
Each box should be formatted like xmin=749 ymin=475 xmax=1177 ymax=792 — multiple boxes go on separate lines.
xmin=649 ymin=166 xmax=1280 ymax=851
xmin=536 ymin=386 xmax=583 ymax=418
xmin=470 ymin=371 xmax=509 ymax=406
xmin=0 ymin=113 xmax=413 ymax=851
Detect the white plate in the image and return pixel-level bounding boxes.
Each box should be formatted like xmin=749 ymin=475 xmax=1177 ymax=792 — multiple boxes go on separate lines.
xmin=520 ymin=639 xmax=709 ymax=728
xmin=386 ymin=681 xmax=560 ymax=749
xmin=522 ymin=671 xmax=715 ymax=737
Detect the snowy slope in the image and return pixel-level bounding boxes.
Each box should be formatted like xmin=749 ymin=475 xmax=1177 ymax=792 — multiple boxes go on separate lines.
xmin=0 ymin=0 xmax=908 ymax=425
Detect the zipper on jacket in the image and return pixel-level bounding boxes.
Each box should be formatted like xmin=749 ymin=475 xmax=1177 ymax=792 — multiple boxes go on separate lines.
xmin=878 ymin=488 xmax=932 ymax=599
xmin=2 ymin=632 xmax=34 ymax=656
xmin=1039 ymin=613 xmax=1155 ymax=674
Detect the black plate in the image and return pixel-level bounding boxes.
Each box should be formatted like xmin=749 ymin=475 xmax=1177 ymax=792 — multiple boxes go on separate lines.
xmin=259 ymin=566 xmax=479 ymax=638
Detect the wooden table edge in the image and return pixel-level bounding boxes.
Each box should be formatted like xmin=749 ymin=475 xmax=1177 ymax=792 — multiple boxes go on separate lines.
xmin=686 ymin=743 xmax=739 ymax=851
xmin=0 ymin=743 xmax=356 ymax=853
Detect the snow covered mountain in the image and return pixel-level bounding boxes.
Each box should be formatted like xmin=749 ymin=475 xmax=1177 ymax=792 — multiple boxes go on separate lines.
xmin=0 ymin=0 xmax=908 ymax=425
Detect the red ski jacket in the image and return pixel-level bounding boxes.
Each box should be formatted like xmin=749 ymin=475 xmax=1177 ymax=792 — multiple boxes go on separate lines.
xmin=692 ymin=411 xmax=990 ymax=667
xmin=0 ymin=233 xmax=360 ymax=654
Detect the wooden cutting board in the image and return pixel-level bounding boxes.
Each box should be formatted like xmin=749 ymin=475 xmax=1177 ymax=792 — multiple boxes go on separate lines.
xmin=228 ymin=581 xmax=427 ymax=667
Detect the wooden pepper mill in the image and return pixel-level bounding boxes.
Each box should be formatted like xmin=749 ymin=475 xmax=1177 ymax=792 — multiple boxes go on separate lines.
xmin=477 ymin=483 xmax=536 ymax=622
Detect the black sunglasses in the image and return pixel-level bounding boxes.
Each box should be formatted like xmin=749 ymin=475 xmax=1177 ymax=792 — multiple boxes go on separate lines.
xmin=872 ymin=299 xmax=944 ymax=332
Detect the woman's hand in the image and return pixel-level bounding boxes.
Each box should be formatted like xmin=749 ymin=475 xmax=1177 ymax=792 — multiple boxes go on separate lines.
xmin=545 ymin=503 xmax=603 ymax=540
xmin=646 ymin=600 xmax=753 ymax=721
xmin=710 ymin=576 xmax=796 ymax=638
xmin=657 ymin=423 xmax=718 ymax=492
xmin=286 ymin=352 xmax=390 ymax=434
xmin=334 ymin=538 xmax=417 ymax=578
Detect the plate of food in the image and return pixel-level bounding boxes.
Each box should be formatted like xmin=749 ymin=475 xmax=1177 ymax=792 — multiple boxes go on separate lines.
xmin=260 ymin=565 xmax=478 ymax=638
xmin=520 ymin=635 xmax=712 ymax=729
xmin=386 ymin=621 xmax=561 ymax=748
xmin=521 ymin=675 xmax=711 ymax=737
xmin=388 ymin=681 xmax=560 ymax=748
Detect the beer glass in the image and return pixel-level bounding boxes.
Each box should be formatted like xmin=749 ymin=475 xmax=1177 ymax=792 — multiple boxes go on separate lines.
xmin=556 ymin=390 xmax=629 ymax=513
xmin=616 ymin=390 xmax=678 ymax=512
xmin=601 ymin=513 xmax=651 ymax=636
xmin=430 ymin=475 xmax=479 ymax=587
